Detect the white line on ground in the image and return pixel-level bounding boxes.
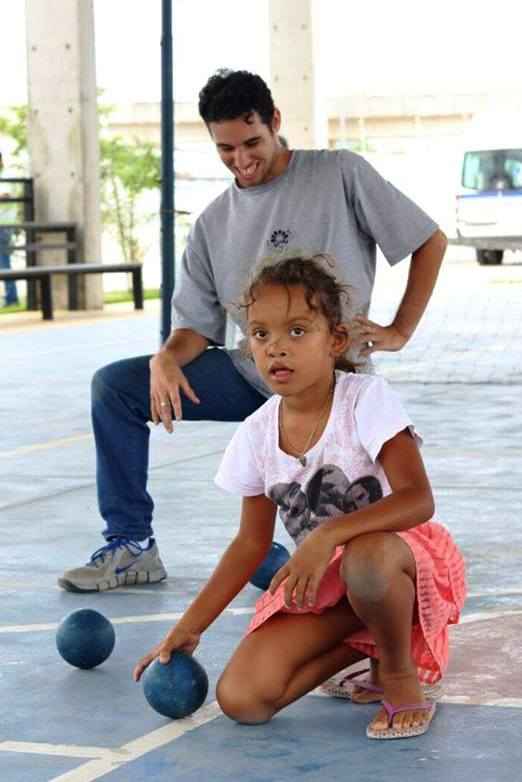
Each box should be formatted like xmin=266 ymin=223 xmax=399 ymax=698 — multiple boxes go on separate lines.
xmin=466 ymin=588 xmax=522 ymax=598
xmin=0 ymin=742 xmax=131 ymax=760
xmin=459 ymin=609 xmax=522 ymax=624
xmin=0 ymin=434 xmax=92 ymax=459
xmin=438 ymin=696 xmax=522 ymax=709
xmin=45 ymin=701 xmax=221 ymax=782
xmin=0 ymin=607 xmax=518 ymax=635
xmin=0 ymin=606 xmax=255 ymax=634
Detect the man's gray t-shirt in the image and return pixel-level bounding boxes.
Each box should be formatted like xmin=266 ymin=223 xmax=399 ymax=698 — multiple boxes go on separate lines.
xmin=171 ymin=149 xmax=438 ymax=396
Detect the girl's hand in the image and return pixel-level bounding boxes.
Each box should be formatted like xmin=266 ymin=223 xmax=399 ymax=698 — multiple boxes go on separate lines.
xmin=133 ymin=625 xmax=200 ymax=682
xmin=350 ymin=316 xmax=408 ymax=356
xmin=149 ymin=351 xmax=200 ymax=432
xmin=268 ymin=528 xmax=336 ymax=609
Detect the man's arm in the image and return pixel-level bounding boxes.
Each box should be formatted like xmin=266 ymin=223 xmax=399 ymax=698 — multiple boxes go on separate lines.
xmin=160 ymin=327 xmax=209 ymax=368
xmin=149 ymin=328 xmax=209 ymax=431
xmin=353 ymin=228 xmax=447 ymax=355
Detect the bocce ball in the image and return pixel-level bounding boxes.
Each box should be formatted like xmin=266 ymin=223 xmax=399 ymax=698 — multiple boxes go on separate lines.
xmin=142 ymin=651 xmax=209 ymax=719
xmin=56 ymin=608 xmax=116 ymax=669
xmin=250 ymin=541 xmax=290 ymax=591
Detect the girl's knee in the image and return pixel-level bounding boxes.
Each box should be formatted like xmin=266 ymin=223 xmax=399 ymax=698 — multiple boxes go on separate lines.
xmin=216 ymin=672 xmax=275 ymax=725
xmin=341 ymin=532 xmax=410 ymax=603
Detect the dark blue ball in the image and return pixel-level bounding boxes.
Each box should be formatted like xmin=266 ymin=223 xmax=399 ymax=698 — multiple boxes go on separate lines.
xmin=143 ymin=652 xmax=209 ymax=719
xmin=250 ymin=541 xmax=290 ymax=590
xmin=56 ymin=609 xmax=115 ymax=669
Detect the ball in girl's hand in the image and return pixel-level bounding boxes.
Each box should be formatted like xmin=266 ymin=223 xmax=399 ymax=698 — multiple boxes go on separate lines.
xmin=143 ymin=651 xmax=209 ymax=719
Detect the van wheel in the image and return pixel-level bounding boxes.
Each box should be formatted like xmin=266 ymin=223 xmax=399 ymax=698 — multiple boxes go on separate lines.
xmin=476 ymin=250 xmax=503 ymax=265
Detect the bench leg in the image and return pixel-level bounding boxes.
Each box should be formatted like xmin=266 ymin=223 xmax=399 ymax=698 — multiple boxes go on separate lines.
xmin=67 ymin=227 xmax=79 ymax=310
xmin=132 ymin=268 xmax=144 ymax=310
xmin=40 ymin=276 xmax=54 ymax=320
xmin=26 ymin=228 xmax=38 ymax=311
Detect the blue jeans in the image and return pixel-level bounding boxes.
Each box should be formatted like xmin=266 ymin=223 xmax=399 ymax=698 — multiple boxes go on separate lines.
xmin=92 ymin=348 xmax=267 ymax=541
xmin=0 ymin=228 xmax=18 ymax=305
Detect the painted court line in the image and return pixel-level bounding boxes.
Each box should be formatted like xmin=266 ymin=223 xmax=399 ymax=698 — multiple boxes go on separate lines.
xmin=0 ymin=607 xmax=255 ymax=634
xmin=0 ymin=742 xmax=130 ymax=760
xmin=46 ymin=701 xmax=221 ymax=782
xmin=0 ymin=434 xmax=92 ymax=459
xmin=439 ymin=696 xmax=522 ymax=709
xmin=0 ymin=607 xmax=517 ymax=635
xmin=459 ymin=608 xmax=522 ymax=624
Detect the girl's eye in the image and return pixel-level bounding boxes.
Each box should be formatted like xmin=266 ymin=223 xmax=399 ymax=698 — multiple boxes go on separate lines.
xmin=252 ymin=329 xmax=267 ymax=340
xmin=290 ymin=327 xmax=305 ymax=337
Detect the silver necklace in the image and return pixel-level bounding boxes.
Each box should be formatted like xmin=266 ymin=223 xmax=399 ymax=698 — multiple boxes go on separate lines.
xmin=279 ymin=381 xmax=335 ymax=467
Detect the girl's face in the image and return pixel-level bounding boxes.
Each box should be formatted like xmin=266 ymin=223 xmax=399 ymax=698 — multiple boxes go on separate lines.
xmin=247 ymin=283 xmax=349 ymax=398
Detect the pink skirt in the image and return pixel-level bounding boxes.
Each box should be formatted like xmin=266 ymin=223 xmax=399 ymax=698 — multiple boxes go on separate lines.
xmin=247 ymin=521 xmax=467 ymax=684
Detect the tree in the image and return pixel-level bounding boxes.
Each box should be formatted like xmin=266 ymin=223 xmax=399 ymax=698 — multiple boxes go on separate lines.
xmin=0 ymin=105 xmax=29 ymax=165
xmin=0 ymin=101 xmax=161 ymax=264
xmin=99 ymin=134 xmax=160 ymax=263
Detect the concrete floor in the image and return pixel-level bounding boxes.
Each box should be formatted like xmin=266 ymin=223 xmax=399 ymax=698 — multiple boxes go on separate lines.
xmin=1 ymin=254 xmax=522 ymax=781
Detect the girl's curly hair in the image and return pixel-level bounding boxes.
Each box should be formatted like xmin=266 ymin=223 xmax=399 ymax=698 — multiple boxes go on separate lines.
xmin=241 ymin=253 xmax=357 ymax=373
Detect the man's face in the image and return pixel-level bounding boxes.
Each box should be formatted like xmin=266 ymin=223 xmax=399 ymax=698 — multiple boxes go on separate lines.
xmin=208 ymin=111 xmax=287 ymax=188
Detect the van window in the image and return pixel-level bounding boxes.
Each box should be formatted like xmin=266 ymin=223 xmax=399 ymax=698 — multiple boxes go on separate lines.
xmin=462 ymin=149 xmax=522 ymax=191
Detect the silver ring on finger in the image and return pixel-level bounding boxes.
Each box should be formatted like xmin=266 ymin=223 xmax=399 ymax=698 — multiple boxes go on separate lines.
xmin=160 ymin=401 xmax=169 ymax=408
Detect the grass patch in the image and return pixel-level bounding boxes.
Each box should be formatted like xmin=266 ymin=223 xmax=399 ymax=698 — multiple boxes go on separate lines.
xmin=0 ymin=288 xmax=161 ymax=314
xmin=104 ymin=288 xmax=160 ymax=304
xmin=0 ymin=301 xmax=25 ymax=314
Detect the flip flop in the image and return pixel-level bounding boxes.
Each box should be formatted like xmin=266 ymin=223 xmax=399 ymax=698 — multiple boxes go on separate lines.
xmin=320 ymin=669 xmax=383 ymax=701
xmin=366 ymin=700 xmax=437 ymax=740
xmin=320 ymin=670 xmax=442 ymax=704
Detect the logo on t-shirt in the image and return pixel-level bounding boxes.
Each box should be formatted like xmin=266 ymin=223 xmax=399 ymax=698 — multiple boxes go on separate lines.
xmin=267 ymin=228 xmax=292 ymax=252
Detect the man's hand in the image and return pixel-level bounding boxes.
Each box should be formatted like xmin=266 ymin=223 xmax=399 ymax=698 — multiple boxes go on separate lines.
xmin=350 ymin=316 xmax=409 ymax=356
xmin=268 ymin=527 xmax=336 ymax=608
xmin=149 ymin=350 xmax=200 ymax=432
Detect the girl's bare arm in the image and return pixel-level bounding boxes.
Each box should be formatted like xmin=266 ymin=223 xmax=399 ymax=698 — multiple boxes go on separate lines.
xmin=133 ymin=494 xmax=276 ymax=680
xmin=320 ymin=428 xmax=434 ymax=547
xmin=268 ymin=429 xmax=434 ymax=608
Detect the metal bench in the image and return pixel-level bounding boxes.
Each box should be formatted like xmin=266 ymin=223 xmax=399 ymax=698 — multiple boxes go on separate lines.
xmin=0 ymin=220 xmax=79 ymax=309
xmin=0 ymin=262 xmax=144 ymax=320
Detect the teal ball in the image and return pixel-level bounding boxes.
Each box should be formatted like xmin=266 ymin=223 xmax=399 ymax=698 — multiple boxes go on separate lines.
xmin=143 ymin=652 xmax=209 ymax=719
xmin=250 ymin=541 xmax=290 ymax=590
xmin=56 ymin=609 xmax=115 ymax=669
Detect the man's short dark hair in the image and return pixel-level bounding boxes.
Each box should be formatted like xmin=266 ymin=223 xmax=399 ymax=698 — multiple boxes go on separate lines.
xmin=198 ymin=69 xmax=275 ymax=127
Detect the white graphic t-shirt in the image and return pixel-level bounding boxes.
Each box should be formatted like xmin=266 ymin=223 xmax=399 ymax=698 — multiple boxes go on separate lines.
xmin=215 ymin=372 xmax=422 ymax=545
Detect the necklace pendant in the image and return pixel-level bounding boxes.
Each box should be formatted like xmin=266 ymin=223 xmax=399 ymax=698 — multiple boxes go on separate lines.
xmin=298 ymin=455 xmax=307 ymax=467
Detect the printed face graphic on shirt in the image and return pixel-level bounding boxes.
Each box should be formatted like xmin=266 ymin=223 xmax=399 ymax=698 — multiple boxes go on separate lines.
xmin=269 ymin=464 xmax=383 ymax=544
xmin=269 ymin=482 xmax=316 ymax=542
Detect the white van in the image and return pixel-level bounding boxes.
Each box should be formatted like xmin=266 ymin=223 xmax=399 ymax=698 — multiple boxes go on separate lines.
xmin=456 ymin=123 xmax=522 ymax=265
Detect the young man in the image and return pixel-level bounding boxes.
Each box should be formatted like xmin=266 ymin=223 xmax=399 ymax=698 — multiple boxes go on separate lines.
xmin=59 ymin=69 xmax=447 ymax=593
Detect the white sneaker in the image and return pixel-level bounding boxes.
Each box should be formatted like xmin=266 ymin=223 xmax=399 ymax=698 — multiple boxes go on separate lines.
xmin=58 ymin=537 xmax=167 ymax=592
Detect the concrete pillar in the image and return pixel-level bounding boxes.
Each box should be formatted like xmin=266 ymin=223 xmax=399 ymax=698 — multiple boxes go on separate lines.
xmin=269 ymin=0 xmax=328 ymax=149
xmin=25 ymin=0 xmax=102 ymax=309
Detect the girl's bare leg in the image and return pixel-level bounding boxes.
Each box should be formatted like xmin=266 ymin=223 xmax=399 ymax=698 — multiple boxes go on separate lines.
xmin=341 ymin=531 xmax=430 ymax=732
xmin=350 ymin=657 xmax=382 ymax=703
xmin=216 ymin=598 xmax=365 ymax=724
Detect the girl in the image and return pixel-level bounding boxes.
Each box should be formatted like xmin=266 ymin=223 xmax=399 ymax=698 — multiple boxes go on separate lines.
xmin=134 ymin=254 xmax=466 ymax=740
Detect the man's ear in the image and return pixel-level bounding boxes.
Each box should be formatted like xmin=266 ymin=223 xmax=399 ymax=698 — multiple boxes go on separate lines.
xmin=271 ymin=108 xmax=282 ymax=134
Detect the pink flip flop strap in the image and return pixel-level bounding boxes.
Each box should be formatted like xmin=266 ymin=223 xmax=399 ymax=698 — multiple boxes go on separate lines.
xmin=382 ymin=700 xmax=433 ymax=722
xmin=339 ymin=669 xmax=384 ymax=694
